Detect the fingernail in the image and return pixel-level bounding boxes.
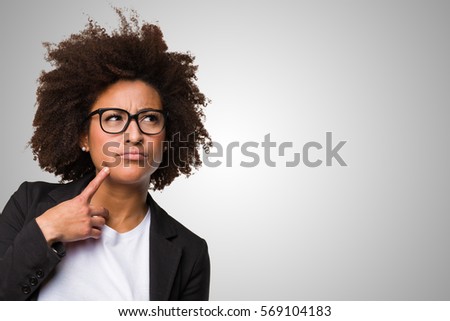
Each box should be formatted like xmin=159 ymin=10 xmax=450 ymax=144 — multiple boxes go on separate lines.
xmin=103 ymin=167 xmax=110 ymax=173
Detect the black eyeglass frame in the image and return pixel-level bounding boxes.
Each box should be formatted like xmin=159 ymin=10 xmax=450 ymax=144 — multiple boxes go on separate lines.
xmin=85 ymin=108 xmax=168 ymax=135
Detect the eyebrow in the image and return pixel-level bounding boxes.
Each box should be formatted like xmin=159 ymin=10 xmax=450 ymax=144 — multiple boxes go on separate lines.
xmin=102 ymin=106 xmax=164 ymax=111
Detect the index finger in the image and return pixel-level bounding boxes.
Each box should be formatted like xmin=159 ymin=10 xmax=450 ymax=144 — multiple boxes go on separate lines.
xmin=80 ymin=167 xmax=110 ymax=202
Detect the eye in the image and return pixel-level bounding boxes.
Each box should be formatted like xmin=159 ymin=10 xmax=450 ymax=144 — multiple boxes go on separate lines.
xmin=141 ymin=112 xmax=161 ymax=123
xmin=104 ymin=113 xmax=124 ymax=122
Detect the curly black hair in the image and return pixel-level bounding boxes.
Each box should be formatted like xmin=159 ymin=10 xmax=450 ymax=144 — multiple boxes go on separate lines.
xmin=30 ymin=8 xmax=211 ymax=190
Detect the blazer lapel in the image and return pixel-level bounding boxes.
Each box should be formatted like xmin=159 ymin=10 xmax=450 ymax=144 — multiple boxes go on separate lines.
xmin=148 ymin=194 xmax=182 ymax=301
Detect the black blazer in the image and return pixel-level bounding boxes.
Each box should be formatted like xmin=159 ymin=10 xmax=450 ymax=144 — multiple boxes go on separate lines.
xmin=0 ymin=174 xmax=210 ymax=300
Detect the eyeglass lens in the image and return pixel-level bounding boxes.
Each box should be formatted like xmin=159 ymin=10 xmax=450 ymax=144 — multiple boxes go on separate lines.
xmin=101 ymin=109 xmax=164 ymax=134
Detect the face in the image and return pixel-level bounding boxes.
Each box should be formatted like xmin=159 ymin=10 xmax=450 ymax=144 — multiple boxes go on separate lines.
xmin=81 ymin=80 xmax=165 ymax=185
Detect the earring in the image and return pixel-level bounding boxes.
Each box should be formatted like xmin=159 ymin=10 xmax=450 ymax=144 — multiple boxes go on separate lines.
xmin=81 ymin=147 xmax=87 ymax=152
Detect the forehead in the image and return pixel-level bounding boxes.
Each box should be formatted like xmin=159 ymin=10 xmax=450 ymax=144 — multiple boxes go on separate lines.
xmin=92 ymin=80 xmax=162 ymax=111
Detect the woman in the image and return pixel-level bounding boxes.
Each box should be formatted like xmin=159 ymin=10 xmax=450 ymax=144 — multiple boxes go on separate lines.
xmin=0 ymin=9 xmax=211 ymax=300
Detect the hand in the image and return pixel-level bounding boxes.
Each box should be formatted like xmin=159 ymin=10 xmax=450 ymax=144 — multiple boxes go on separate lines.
xmin=36 ymin=167 xmax=110 ymax=245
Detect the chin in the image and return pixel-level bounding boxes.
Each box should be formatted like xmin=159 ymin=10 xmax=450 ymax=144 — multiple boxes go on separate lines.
xmin=109 ymin=165 xmax=155 ymax=185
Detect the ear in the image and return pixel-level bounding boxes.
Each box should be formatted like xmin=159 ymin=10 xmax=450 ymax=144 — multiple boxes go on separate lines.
xmin=79 ymin=132 xmax=89 ymax=152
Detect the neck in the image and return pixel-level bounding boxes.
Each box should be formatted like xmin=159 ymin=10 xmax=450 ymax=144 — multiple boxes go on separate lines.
xmin=90 ymin=177 xmax=149 ymax=233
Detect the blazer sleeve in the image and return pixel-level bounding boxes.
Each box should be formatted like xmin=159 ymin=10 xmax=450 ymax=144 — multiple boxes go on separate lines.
xmin=180 ymin=239 xmax=210 ymax=301
xmin=0 ymin=182 xmax=62 ymax=300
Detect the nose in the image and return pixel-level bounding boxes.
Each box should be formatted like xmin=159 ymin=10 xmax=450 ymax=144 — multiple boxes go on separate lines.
xmin=124 ymin=118 xmax=144 ymax=144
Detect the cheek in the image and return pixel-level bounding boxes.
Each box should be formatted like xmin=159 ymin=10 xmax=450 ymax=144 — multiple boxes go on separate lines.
xmin=145 ymin=133 xmax=166 ymax=164
xmin=88 ymin=128 xmax=120 ymax=168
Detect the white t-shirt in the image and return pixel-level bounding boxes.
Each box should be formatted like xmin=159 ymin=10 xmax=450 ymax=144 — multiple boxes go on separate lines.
xmin=38 ymin=209 xmax=151 ymax=301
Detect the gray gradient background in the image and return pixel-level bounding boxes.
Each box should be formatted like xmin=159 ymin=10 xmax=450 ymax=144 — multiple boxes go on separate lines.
xmin=1 ymin=0 xmax=449 ymax=300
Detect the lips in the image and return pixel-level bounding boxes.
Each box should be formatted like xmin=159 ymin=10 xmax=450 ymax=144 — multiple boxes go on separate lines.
xmin=117 ymin=148 xmax=147 ymax=161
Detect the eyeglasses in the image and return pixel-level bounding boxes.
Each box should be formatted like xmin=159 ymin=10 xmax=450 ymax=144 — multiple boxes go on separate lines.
xmin=86 ymin=108 xmax=168 ymax=135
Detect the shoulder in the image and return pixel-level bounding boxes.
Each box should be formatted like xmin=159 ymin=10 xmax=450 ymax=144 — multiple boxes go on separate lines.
xmin=4 ymin=177 xmax=90 ymax=215
xmin=10 ymin=179 xmax=79 ymax=205
xmin=156 ymin=205 xmax=207 ymax=247
xmin=8 ymin=180 xmax=60 ymax=207
xmin=149 ymin=195 xmax=207 ymax=251
xmin=0 ymin=180 xmax=63 ymax=229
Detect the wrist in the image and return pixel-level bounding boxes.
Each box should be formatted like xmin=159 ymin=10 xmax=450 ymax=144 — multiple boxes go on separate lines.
xmin=35 ymin=216 xmax=60 ymax=246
